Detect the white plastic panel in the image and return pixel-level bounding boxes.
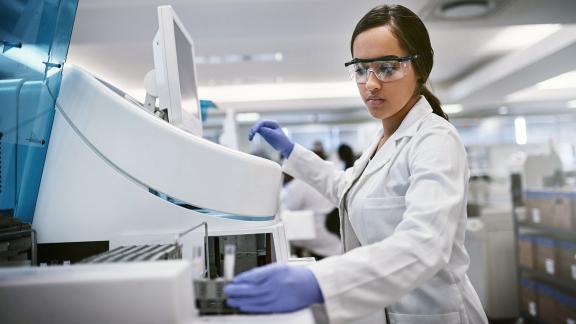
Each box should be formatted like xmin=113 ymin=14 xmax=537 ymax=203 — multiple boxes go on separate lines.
xmin=56 ymin=65 xmax=281 ymax=217
xmin=0 ymin=261 xmax=196 ymax=324
xmin=33 ymin=105 xmax=278 ymax=244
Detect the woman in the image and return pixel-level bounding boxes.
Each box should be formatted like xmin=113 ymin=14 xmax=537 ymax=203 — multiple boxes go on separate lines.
xmin=225 ymin=5 xmax=487 ymax=324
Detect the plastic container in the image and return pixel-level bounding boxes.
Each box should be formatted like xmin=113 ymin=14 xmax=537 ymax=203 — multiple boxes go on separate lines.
xmin=517 ymin=235 xmax=535 ymax=269
xmin=535 ymin=237 xmax=556 ymax=276
xmin=556 ymin=292 xmax=576 ymax=324
xmin=519 ymin=279 xmax=538 ymax=319
xmin=558 ymin=240 xmax=576 ymax=282
xmin=536 ymin=283 xmax=557 ymax=324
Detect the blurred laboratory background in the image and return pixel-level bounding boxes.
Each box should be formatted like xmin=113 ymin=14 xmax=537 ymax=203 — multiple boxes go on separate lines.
xmin=67 ymin=1 xmax=576 ymax=322
xmin=2 ymin=0 xmax=576 ymax=323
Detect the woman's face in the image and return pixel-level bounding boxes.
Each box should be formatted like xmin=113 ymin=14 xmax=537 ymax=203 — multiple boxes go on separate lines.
xmin=352 ymin=26 xmax=419 ymax=121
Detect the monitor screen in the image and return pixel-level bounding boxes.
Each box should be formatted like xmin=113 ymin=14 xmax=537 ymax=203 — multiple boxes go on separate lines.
xmin=173 ymin=22 xmax=200 ymax=127
xmin=154 ymin=5 xmax=202 ymax=137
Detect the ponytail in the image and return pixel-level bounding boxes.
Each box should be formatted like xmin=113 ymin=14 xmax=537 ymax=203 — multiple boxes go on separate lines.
xmin=421 ymin=85 xmax=448 ymax=121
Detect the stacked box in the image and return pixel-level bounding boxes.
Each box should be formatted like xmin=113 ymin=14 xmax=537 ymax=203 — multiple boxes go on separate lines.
xmin=520 ymin=279 xmax=538 ymax=319
xmin=558 ymin=240 xmax=576 ymax=282
xmin=536 ymin=283 xmax=557 ymax=324
xmin=525 ymin=191 xmax=555 ymax=226
xmin=535 ymin=237 xmax=556 ymax=276
xmin=517 ymin=235 xmax=535 ymax=269
xmin=553 ymin=191 xmax=576 ymax=229
xmin=556 ymin=292 xmax=576 ymax=324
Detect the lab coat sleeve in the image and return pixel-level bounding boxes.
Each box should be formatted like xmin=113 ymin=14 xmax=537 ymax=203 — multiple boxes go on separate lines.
xmin=308 ymin=127 xmax=469 ymax=324
xmin=282 ymin=144 xmax=352 ymax=206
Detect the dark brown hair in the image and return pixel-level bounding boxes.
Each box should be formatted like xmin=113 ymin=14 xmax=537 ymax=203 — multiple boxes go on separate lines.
xmin=351 ymin=5 xmax=448 ymax=120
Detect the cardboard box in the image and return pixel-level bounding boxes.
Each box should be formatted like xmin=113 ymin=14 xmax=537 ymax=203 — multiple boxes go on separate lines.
xmin=525 ymin=191 xmax=555 ymax=226
xmin=553 ymin=191 xmax=576 ymax=229
xmin=558 ymin=240 xmax=576 ymax=282
xmin=536 ymin=283 xmax=557 ymax=324
xmin=518 ymin=235 xmax=535 ymax=269
xmin=556 ymin=292 xmax=576 ymax=324
xmin=535 ymin=237 xmax=556 ymax=276
xmin=520 ymin=279 xmax=538 ymax=319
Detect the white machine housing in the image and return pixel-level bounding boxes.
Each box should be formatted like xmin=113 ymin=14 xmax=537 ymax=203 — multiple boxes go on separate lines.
xmin=0 ymin=260 xmax=317 ymax=324
xmin=32 ymin=65 xmax=288 ymax=261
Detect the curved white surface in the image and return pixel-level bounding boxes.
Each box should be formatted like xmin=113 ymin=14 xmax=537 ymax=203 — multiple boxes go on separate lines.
xmin=56 ymin=65 xmax=281 ymax=216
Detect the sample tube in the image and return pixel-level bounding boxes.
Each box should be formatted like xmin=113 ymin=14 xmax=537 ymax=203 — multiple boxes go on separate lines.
xmin=224 ymin=244 xmax=236 ymax=280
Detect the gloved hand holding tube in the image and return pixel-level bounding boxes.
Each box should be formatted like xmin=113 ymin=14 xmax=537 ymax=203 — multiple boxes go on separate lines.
xmin=224 ymin=264 xmax=324 ymax=313
xmin=248 ymin=120 xmax=295 ymax=159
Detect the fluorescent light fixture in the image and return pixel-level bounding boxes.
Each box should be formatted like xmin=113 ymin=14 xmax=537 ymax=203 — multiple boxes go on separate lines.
xmin=274 ymin=52 xmax=283 ymax=62
xmin=567 ymin=99 xmax=576 ymax=109
xmin=443 ymin=104 xmax=463 ymax=114
xmin=128 ymin=81 xmax=358 ymax=104
xmin=486 ymin=24 xmax=561 ymax=52
xmin=506 ymin=70 xmax=576 ymax=102
xmin=536 ymin=71 xmax=576 ymax=90
xmin=198 ymin=82 xmax=358 ymax=103
xmin=236 ymin=112 xmax=261 ymax=122
xmin=514 ymin=117 xmax=527 ymax=145
xmin=498 ymin=106 xmax=509 ymax=115
xmin=196 ymin=52 xmax=284 ymax=65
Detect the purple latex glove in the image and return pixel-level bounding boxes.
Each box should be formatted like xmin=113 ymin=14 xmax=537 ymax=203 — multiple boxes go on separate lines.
xmin=248 ymin=120 xmax=294 ymax=159
xmin=224 ymin=264 xmax=324 ymax=313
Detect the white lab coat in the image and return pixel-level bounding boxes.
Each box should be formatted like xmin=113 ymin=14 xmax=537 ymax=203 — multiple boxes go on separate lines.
xmin=283 ymin=97 xmax=487 ymax=324
xmin=281 ymin=178 xmax=342 ymax=257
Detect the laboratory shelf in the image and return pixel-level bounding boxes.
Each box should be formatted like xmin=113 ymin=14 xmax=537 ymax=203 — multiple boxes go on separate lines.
xmin=519 ymin=313 xmax=552 ymax=324
xmin=519 ymin=266 xmax=576 ymax=292
xmin=512 ymin=191 xmax=576 ymax=324
xmin=516 ymin=221 xmax=576 ymax=241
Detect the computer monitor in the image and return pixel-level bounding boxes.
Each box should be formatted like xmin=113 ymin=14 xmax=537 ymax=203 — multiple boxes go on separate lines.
xmin=152 ymin=5 xmax=202 ymax=137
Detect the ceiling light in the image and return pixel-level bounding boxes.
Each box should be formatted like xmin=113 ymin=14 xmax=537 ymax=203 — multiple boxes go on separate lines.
xmin=236 ymin=112 xmax=261 ymax=122
xmin=536 ymin=71 xmax=576 ymax=90
xmin=274 ymin=52 xmax=283 ymax=62
xmin=198 ymin=82 xmax=358 ymax=103
xmin=514 ymin=117 xmax=527 ymax=145
xmin=498 ymin=106 xmax=509 ymax=115
xmin=443 ymin=104 xmax=463 ymax=114
xmin=567 ymin=100 xmax=576 ymax=109
xmin=195 ymin=52 xmax=283 ymax=65
xmin=439 ymin=0 xmax=494 ymax=18
xmin=486 ymin=24 xmax=561 ymax=52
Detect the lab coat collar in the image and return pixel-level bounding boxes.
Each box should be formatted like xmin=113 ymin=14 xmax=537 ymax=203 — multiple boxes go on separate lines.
xmin=391 ymin=96 xmax=433 ymax=142
xmin=359 ymin=97 xmax=433 ymax=180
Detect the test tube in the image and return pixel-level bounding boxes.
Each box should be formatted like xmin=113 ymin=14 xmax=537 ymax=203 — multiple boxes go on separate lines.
xmin=223 ymin=244 xmax=236 ymax=280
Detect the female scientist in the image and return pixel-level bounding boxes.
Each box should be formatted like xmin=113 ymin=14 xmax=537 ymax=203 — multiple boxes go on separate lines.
xmin=225 ymin=4 xmax=488 ymax=324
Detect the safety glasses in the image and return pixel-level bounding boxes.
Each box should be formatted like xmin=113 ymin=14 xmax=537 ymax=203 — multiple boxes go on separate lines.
xmin=344 ymin=55 xmax=418 ymax=84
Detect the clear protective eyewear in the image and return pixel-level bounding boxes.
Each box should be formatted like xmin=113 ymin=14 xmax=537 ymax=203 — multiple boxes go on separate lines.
xmin=344 ymin=55 xmax=418 ymax=84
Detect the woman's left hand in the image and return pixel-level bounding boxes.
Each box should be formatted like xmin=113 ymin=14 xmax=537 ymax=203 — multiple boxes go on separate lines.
xmin=224 ymin=263 xmax=324 ymax=313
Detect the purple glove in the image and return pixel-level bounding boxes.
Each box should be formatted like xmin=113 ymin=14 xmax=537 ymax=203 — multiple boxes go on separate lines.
xmin=224 ymin=264 xmax=324 ymax=313
xmin=248 ymin=120 xmax=294 ymax=159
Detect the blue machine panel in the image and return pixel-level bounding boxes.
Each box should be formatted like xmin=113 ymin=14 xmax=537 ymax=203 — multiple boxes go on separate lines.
xmin=0 ymin=0 xmax=78 ymax=222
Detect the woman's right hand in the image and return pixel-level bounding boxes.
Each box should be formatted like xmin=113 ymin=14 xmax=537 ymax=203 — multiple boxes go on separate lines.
xmin=249 ymin=120 xmax=294 ymax=159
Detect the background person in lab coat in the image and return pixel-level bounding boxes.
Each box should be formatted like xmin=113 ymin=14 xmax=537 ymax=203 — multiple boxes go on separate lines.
xmin=282 ymin=143 xmax=342 ymax=259
xmin=225 ymin=4 xmax=488 ymax=324
xmin=337 ymin=143 xmax=356 ymax=170
xmin=282 ymin=173 xmax=342 ymax=259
